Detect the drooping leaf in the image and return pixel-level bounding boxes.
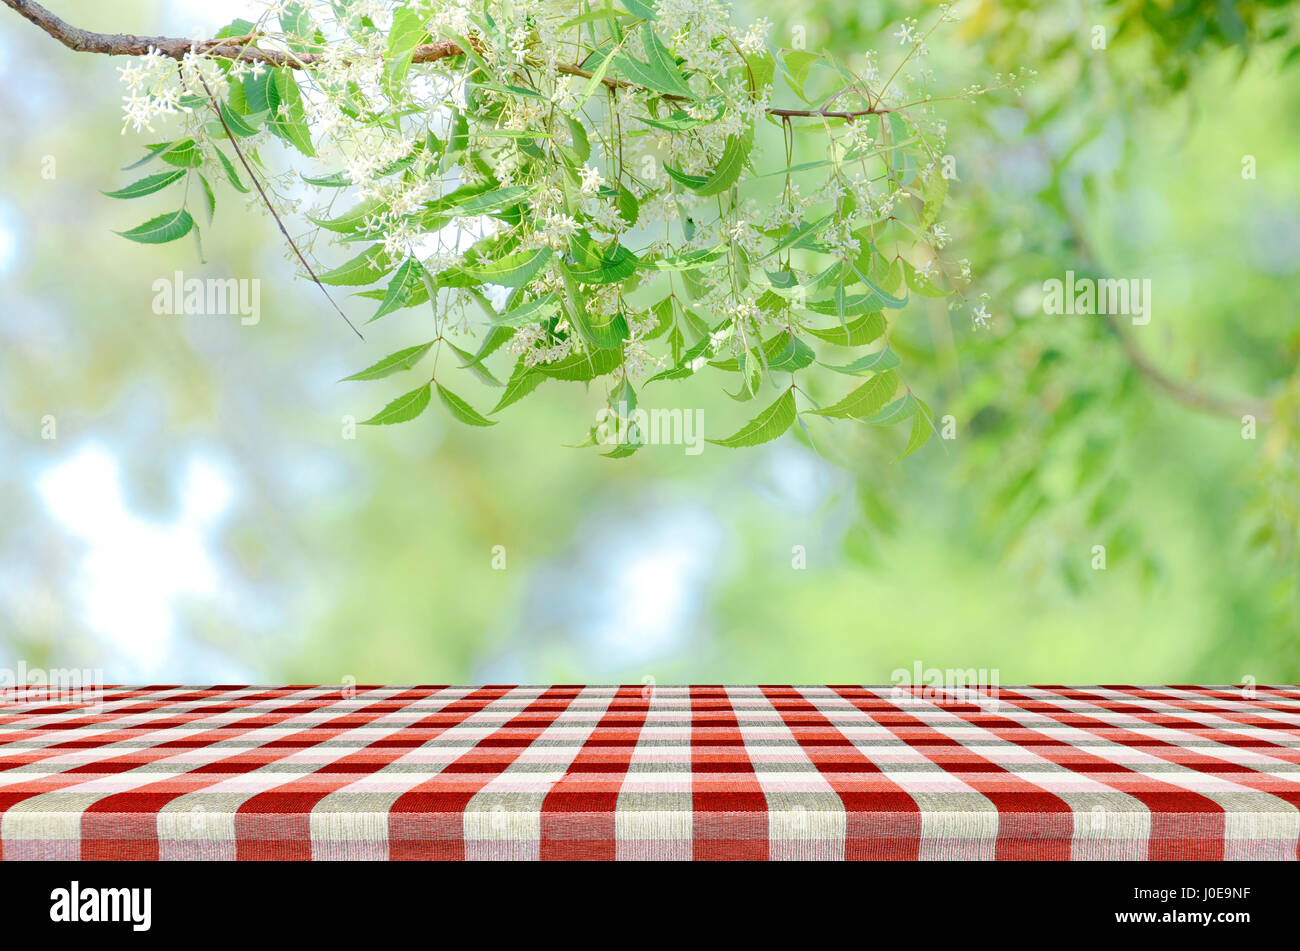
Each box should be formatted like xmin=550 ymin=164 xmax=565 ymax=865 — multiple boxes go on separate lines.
xmin=102 ymin=169 xmax=185 ymax=200
xmin=309 ymin=198 xmax=384 ymax=234
xmin=820 ymin=349 xmax=901 ymax=375
xmin=318 ymin=245 xmax=389 ymax=286
xmin=158 ymin=138 xmax=202 ymax=168
xmin=387 ymin=6 xmax=429 ymax=92
xmin=804 ymin=312 xmax=886 ymax=347
xmin=341 ymin=341 xmax=435 ymax=381
xmin=707 ymin=389 xmax=797 ymax=448
xmin=361 ymin=383 xmax=431 ymax=425
xmin=638 ymin=247 xmax=725 ymax=271
xmin=493 ymin=358 xmax=546 ymax=413
xmin=116 ymin=209 xmax=194 ymax=244
xmin=919 ymin=171 xmax=949 ymax=232
xmin=495 ymin=293 xmax=560 ymax=327
xmin=902 ymin=399 xmax=936 ymax=457
xmin=693 ymin=130 xmax=753 ymax=196
xmin=536 ymin=346 xmax=623 ymax=381
xmin=456 ymin=185 xmax=536 ymax=216
xmin=454 ymin=247 xmax=552 ymax=287
xmin=811 ymin=369 xmax=900 ymax=419
xmin=371 ymin=257 xmax=427 ymax=321
xmin=615 ymin=25 xmax=695 ymax=100
xmin=436 ymin=383 xmax=496 ymax=426
xmin=577 ymin=43 xmax=622 ymax=109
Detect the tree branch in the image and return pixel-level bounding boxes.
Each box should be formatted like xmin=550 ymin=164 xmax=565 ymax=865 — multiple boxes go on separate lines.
xmin=3 ymin=0 xmax=889 ymax=118
xmin=1104 ymin=320 xmax=1273 ymax=421
xmin=2 ymin=0 xmax=464 ymax=67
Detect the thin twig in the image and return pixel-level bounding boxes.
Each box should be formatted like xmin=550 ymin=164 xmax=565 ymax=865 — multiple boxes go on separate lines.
xmin=196 ymin=73 xmax=364 ymax=340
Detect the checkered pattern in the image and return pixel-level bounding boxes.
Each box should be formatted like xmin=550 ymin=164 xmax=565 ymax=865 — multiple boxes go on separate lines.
xmin=2 ymin=685 xmax=1299 ymax=860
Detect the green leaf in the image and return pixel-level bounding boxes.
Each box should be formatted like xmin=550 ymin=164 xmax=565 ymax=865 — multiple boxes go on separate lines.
xmin=615 ymin=25 xmax=695 ymax=100
xmin=309 ymin=198 xmax=384 ymax=234
xmin=122 ymin=143 xmax=173 ymax=171
xmin=621 ymin=0 xmax=657 ymax=18
xmin=495 ymin=293 xmax=560 ymax=327
xmin=638 ymin=247 xmax=725 ymax=271
xmin=218 ymin=102 xmax=268 ymax=138
xmin=270 ymin=70 xmax=315 ymax=157
xmin=436 ymin=384 xmax=497 ymax=426
xmin=456 ymin=184 xmax=536 ymax=216
xmin=536 ymin=346 xmax=622 ymax=381
xmin=614 ymin=183 xmax=639 ymax=226
xmin=811 ymin=369 xmax=900 ymax=419
xmin=564 ymin=242 xmax=637 ymax=284
xmin=371 ymin=257 xmax=426 ymax=321
xmin=561 ymin=265 xmax=629 ymax=349
xmin=782 ymin=50 xmax=822 ymax=99
xmin=158 ymin=139 xmax=202 ymax=168
xmin=663 ymin=164 xmax=709 ymax=189
xmin=301 ymin=170 xmax=351 ymax=188
xmin=903 ymin=260 xmax=948 ymax=298
xmin=903 ymin=400 xmax=935 ymax=457
xmin=577 ymin=42 xmax=623 ymax=110
xmin=919 ymin=171 xmax=948 ymax=232
xmin=493 ymin=359 xmax=546 ymax=413
xmin=361 ymin=383 xmax=431 ymax=425
xmin=707 ymin=389 xmax=797 ymax=448
xmin=851 ymin=264 xmax=909 ymax=309
xmin=820 ymin=348 xmax=900 ymax=375
xmin=341 ymin=341 xmax=435 ymax=381
xmin=198 ymin=174 xmax=216 ymax=223
xmin=759 ymin=216 xmax=830 ymax=261
xmin=712 ymin=329 xmax=813 ymax=373
xmin=567 ymin=117 xmax=591 ymax=162
xmin=642 ymin=26 xmax=695 ymax=98
xmin=639 ymin=107 xmax=721 ymax=132
xmin=116 ymin=209 xmax=194 ymax=244
xmin=804 ymin=312 xmax=886 ymax=346
xmin=244 ymin=70 xmax=279 ymax=116
xmin=766 ymin=332 xmax=816 ymax=372
xmin=560 ymin=7 xmax=638 ymax=29
xmin=387 ymin=6 xmax=429 ymax=92
xmin=863 ymin=393 xmax=920 ymax=425
xmin=454 ymin=247 xmax=552 ymax=287
xmin=318 ymin=245 xmax=389 ymax=286
xmin=213 ymin=148 xmax=249 ymax=193
xmin=804 ymin=290 xmax=885 ymax=318
xmin=102 ymin=169 xmax=185 ymax=200
xmin=693 ymin=130 xmax=753 ymax=196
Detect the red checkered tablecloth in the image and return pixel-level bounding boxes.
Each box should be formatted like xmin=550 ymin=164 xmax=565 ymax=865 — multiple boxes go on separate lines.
xmin=2 ymin=685 xmax=1298 ymax=860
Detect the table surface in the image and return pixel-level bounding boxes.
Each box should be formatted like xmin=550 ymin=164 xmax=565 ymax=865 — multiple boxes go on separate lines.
xmin=2 ymin=684 xmax=1298 ymax=860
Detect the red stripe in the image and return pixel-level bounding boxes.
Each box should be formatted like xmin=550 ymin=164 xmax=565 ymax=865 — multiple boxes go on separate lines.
xmin=388 ymin=686 xmax=581 ymax=860
xmin=761 ymin=686 xmax=922 ymax=859
xmin=539 ymin=686 xmax=649 ymax=860
xmin=690 ymin=686 xmax=767 ymax=860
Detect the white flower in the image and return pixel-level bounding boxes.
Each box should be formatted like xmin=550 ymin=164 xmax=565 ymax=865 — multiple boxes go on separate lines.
xmin=579 ymin=164 xmax=604 ymax=197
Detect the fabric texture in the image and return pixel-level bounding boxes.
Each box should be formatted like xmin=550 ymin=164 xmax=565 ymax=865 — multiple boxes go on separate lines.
xmin=1 ymin=684 xmax=1297 ymax=860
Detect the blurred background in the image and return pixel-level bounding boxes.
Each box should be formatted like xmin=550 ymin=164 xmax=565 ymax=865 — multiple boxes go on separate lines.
xmin=1 ymin=0 xmax=1297 ymax=685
